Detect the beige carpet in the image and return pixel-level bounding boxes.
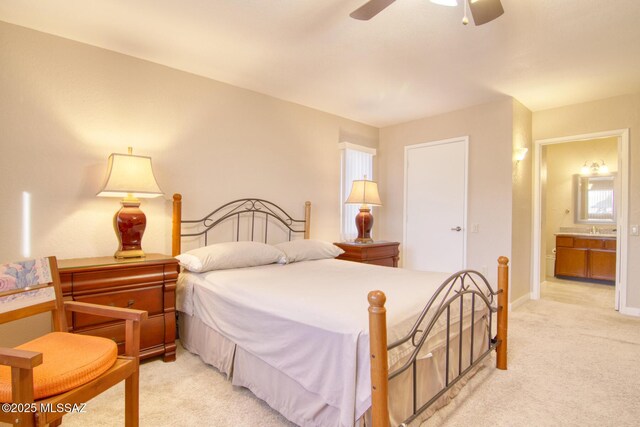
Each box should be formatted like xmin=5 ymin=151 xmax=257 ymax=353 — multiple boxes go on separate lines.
xmin=425 ymin=291 xmax=639 ymax=426
xmin=64 ymin=289 xmax=640 ymax=427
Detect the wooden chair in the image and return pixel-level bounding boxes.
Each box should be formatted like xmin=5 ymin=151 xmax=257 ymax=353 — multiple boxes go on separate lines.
xmin=0 ymin=256 xmax=147 ymax=427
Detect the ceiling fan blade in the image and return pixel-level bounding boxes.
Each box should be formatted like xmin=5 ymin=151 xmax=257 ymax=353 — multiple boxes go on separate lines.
xmin=350 ymin=0 xmax=396 ymax=20
xmin=468 ymin=0 xmax=504 ymax=25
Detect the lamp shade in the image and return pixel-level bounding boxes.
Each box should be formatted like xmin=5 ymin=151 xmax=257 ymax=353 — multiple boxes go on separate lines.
xmin=345 ymin=179 xmax=382 ymax=206
xmin=97 ymin=152 xmax=163 ymax=198
xmin=97 ymin=148 xmax=163 ymax=259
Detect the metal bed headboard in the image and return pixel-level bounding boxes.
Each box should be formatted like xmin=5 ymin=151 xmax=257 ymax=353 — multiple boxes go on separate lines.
xmin=171 ymin=194 xmax=311 ymax=256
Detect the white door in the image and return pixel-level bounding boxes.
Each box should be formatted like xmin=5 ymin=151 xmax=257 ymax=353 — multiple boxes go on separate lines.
xmin=404 ymin=137 xmax=468 ymax=272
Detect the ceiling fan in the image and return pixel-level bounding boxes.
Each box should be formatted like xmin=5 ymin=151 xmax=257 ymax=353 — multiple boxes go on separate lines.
xmin=350 ymin=0 xmax=504 ymax=26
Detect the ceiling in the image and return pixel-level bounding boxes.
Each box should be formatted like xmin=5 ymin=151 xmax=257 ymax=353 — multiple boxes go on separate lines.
xmin=1 ymin=0 xmax=639 ymax=127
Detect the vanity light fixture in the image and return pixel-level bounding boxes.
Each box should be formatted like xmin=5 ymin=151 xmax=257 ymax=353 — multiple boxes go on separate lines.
xmin=580 ymin=162 xmax=590 ymax=175
xmin=580 ymin=160 xmax=609 ymax=175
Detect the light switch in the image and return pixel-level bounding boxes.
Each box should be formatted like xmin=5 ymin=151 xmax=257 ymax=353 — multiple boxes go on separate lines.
xmin=632 ymin=225 xmax=639 ymax=236
xmin=472 ymin=224 xmax=480 ymax=233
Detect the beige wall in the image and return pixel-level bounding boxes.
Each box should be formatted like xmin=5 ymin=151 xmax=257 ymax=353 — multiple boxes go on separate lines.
xmin=544 ymin=137 xmax=618 ymax=263
xmin=0 ymin=20 xmax=378 ymax=261
xmin=378 ymin=98 xmax=515 ymax=289
xmin=511 ymin=100 xmax=533 ymax=303
xmin=533 ymin=93 xmax=640 ymax=309
xmin=0 ymin=21 xmax=377 ymax=344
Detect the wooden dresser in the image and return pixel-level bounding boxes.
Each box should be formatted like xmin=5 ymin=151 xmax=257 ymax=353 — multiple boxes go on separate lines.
xmin=334 ymin=241 xmax=400 ymax=267
xmin=554 ymin=234 xmax=616 ymax=282
xmin=58 ymin=254 xmax=179 ymax=362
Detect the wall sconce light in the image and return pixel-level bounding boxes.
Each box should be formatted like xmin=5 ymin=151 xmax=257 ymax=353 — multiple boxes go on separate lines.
xmin=97 ymin=147 xmax=164 ymax=258
xmin=345 ymin=175 xmax=382 ymax=243
xmin=580 ymin=160 xmax=609 ymax=175
xmin=514 ymin=147 xmax=528 ymax=163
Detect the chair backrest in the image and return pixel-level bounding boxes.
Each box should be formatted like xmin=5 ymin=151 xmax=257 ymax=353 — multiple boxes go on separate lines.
xmin=0 ymin=256 xmax=66 ymax=331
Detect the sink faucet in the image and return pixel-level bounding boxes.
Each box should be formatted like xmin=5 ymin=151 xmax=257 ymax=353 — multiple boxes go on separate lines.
xmin=591 ymin=226 xmax=599 ymax=234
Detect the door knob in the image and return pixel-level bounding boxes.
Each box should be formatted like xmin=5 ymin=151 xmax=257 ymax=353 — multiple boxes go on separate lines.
xmin=451 ymin=226 xmax=462 ymax=231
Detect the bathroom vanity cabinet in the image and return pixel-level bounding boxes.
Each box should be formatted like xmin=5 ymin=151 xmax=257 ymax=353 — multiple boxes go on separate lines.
xmin=555 ymin=234 xmax=616 ymax=282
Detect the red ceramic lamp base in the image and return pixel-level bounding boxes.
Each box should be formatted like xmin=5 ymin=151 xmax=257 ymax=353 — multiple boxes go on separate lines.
xmin=113 ymin=198 xmax=146 ymax=259
xmin=354 ymin=207 xmax=374 ymax=244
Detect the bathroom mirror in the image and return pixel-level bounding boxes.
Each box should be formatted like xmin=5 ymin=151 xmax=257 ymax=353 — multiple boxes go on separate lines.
xmin=574 ymin=174 xmax=616 ymax=224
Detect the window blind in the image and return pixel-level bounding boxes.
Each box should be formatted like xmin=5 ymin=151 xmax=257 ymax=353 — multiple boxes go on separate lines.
xmin=340 ymin=144 xmax=375 ymax=241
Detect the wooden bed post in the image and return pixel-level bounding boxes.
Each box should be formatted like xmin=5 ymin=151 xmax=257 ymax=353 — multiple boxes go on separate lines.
xmin=304 ymin=201 xmax=311 ymax=239
xmin=368 ymin=290 xmax=390 ymax=427
xmin=496 ymin=256 xmax=509 ymax=370
xmin=172 ymin=193 xmax=182 ymax=257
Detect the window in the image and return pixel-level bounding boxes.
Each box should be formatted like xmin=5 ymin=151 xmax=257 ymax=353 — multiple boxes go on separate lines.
xmin=339 ymin=142 xmax=376 ymax=241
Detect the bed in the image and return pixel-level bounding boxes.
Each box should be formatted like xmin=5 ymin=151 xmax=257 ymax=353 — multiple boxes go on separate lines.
xmin=171 ymin=194 xmax=508 ymax=427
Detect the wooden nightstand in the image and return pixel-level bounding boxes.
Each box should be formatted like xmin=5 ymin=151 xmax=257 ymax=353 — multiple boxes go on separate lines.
xmin=334 ymin=241 xmax=400 ymax=267
xmin=58 ymin=253 xmax=179 ymax=362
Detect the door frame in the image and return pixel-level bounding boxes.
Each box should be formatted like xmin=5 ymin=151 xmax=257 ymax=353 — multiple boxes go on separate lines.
xmin=403 ymin=136 xmax=469 ymax=270
xmin=531 ymin=129 xmax=630 ymax=313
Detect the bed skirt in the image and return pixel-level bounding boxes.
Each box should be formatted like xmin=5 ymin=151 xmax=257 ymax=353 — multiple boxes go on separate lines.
xmin=179 ymin=312 xmax=346 ymax=426
xmin=179 ymin=312 xmax=489 ymax=427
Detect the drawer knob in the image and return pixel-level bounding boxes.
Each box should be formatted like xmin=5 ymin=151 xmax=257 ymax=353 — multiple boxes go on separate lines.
xmin=127 ymin=299 xmax=135 ymax=308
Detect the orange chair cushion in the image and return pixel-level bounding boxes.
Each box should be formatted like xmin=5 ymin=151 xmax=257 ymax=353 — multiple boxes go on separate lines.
xmin=0 ymin=332 xmax=117 ymax=402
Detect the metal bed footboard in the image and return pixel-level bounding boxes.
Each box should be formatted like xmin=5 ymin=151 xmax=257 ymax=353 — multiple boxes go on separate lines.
xmin=368 ymin=257 xmax=509 ymax=427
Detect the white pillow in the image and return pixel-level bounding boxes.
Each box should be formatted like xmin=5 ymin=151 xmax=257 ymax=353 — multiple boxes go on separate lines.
xmin=275 ymin=240 xmax=344 ymax=263
xmin=176 ymin=241 xmax=285 ymax=272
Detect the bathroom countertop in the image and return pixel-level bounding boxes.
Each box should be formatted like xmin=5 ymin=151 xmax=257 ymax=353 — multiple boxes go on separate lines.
xmin=554 ymin=232 xmax=616 ymax=238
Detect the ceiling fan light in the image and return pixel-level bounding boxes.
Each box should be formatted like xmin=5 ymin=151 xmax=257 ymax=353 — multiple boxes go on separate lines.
xmin=430 ymin=0 xmax=458 ymax=7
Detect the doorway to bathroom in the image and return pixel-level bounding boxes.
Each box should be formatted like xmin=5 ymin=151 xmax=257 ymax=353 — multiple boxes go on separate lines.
xmin=532 ymin=129 xmax=630 ymax=312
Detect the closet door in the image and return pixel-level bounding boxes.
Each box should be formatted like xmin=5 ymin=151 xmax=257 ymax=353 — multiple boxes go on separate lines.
xmin=404 ymin=137 xmax=468 ymax=272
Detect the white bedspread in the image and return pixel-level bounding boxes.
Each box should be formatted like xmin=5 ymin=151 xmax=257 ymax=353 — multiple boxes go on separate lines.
xmin=176 ymin=259 xmax=455 ymax=427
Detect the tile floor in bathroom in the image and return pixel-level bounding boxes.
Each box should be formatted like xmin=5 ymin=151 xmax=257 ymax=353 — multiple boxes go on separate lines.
xmin=542 ymin=276 xmax=615 ymax=309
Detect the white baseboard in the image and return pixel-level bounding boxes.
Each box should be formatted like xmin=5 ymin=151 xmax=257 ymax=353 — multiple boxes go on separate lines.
xmin=509 ymin=292 xmax=531 ymax=311
xmin=619 ymin=305 xmax=640 ymax=317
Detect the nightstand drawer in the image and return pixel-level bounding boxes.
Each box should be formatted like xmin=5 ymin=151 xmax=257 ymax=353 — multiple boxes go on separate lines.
xmin=59 ymin=254 xmax=178 ymax=362
xmin=76 ymin=314 xmax=165 ymax=354
xmin=367 ymin=258 xmax=395 ymax=267
xmin=334 ymin=241 xmax=400 ymax=267
xmin=73 ymin=285 xmax=164 ymax=329
xmin=71 ymin=265 xmax=166 ymax=294
xmin=360 ymin=245 xmax=397 ymax=259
